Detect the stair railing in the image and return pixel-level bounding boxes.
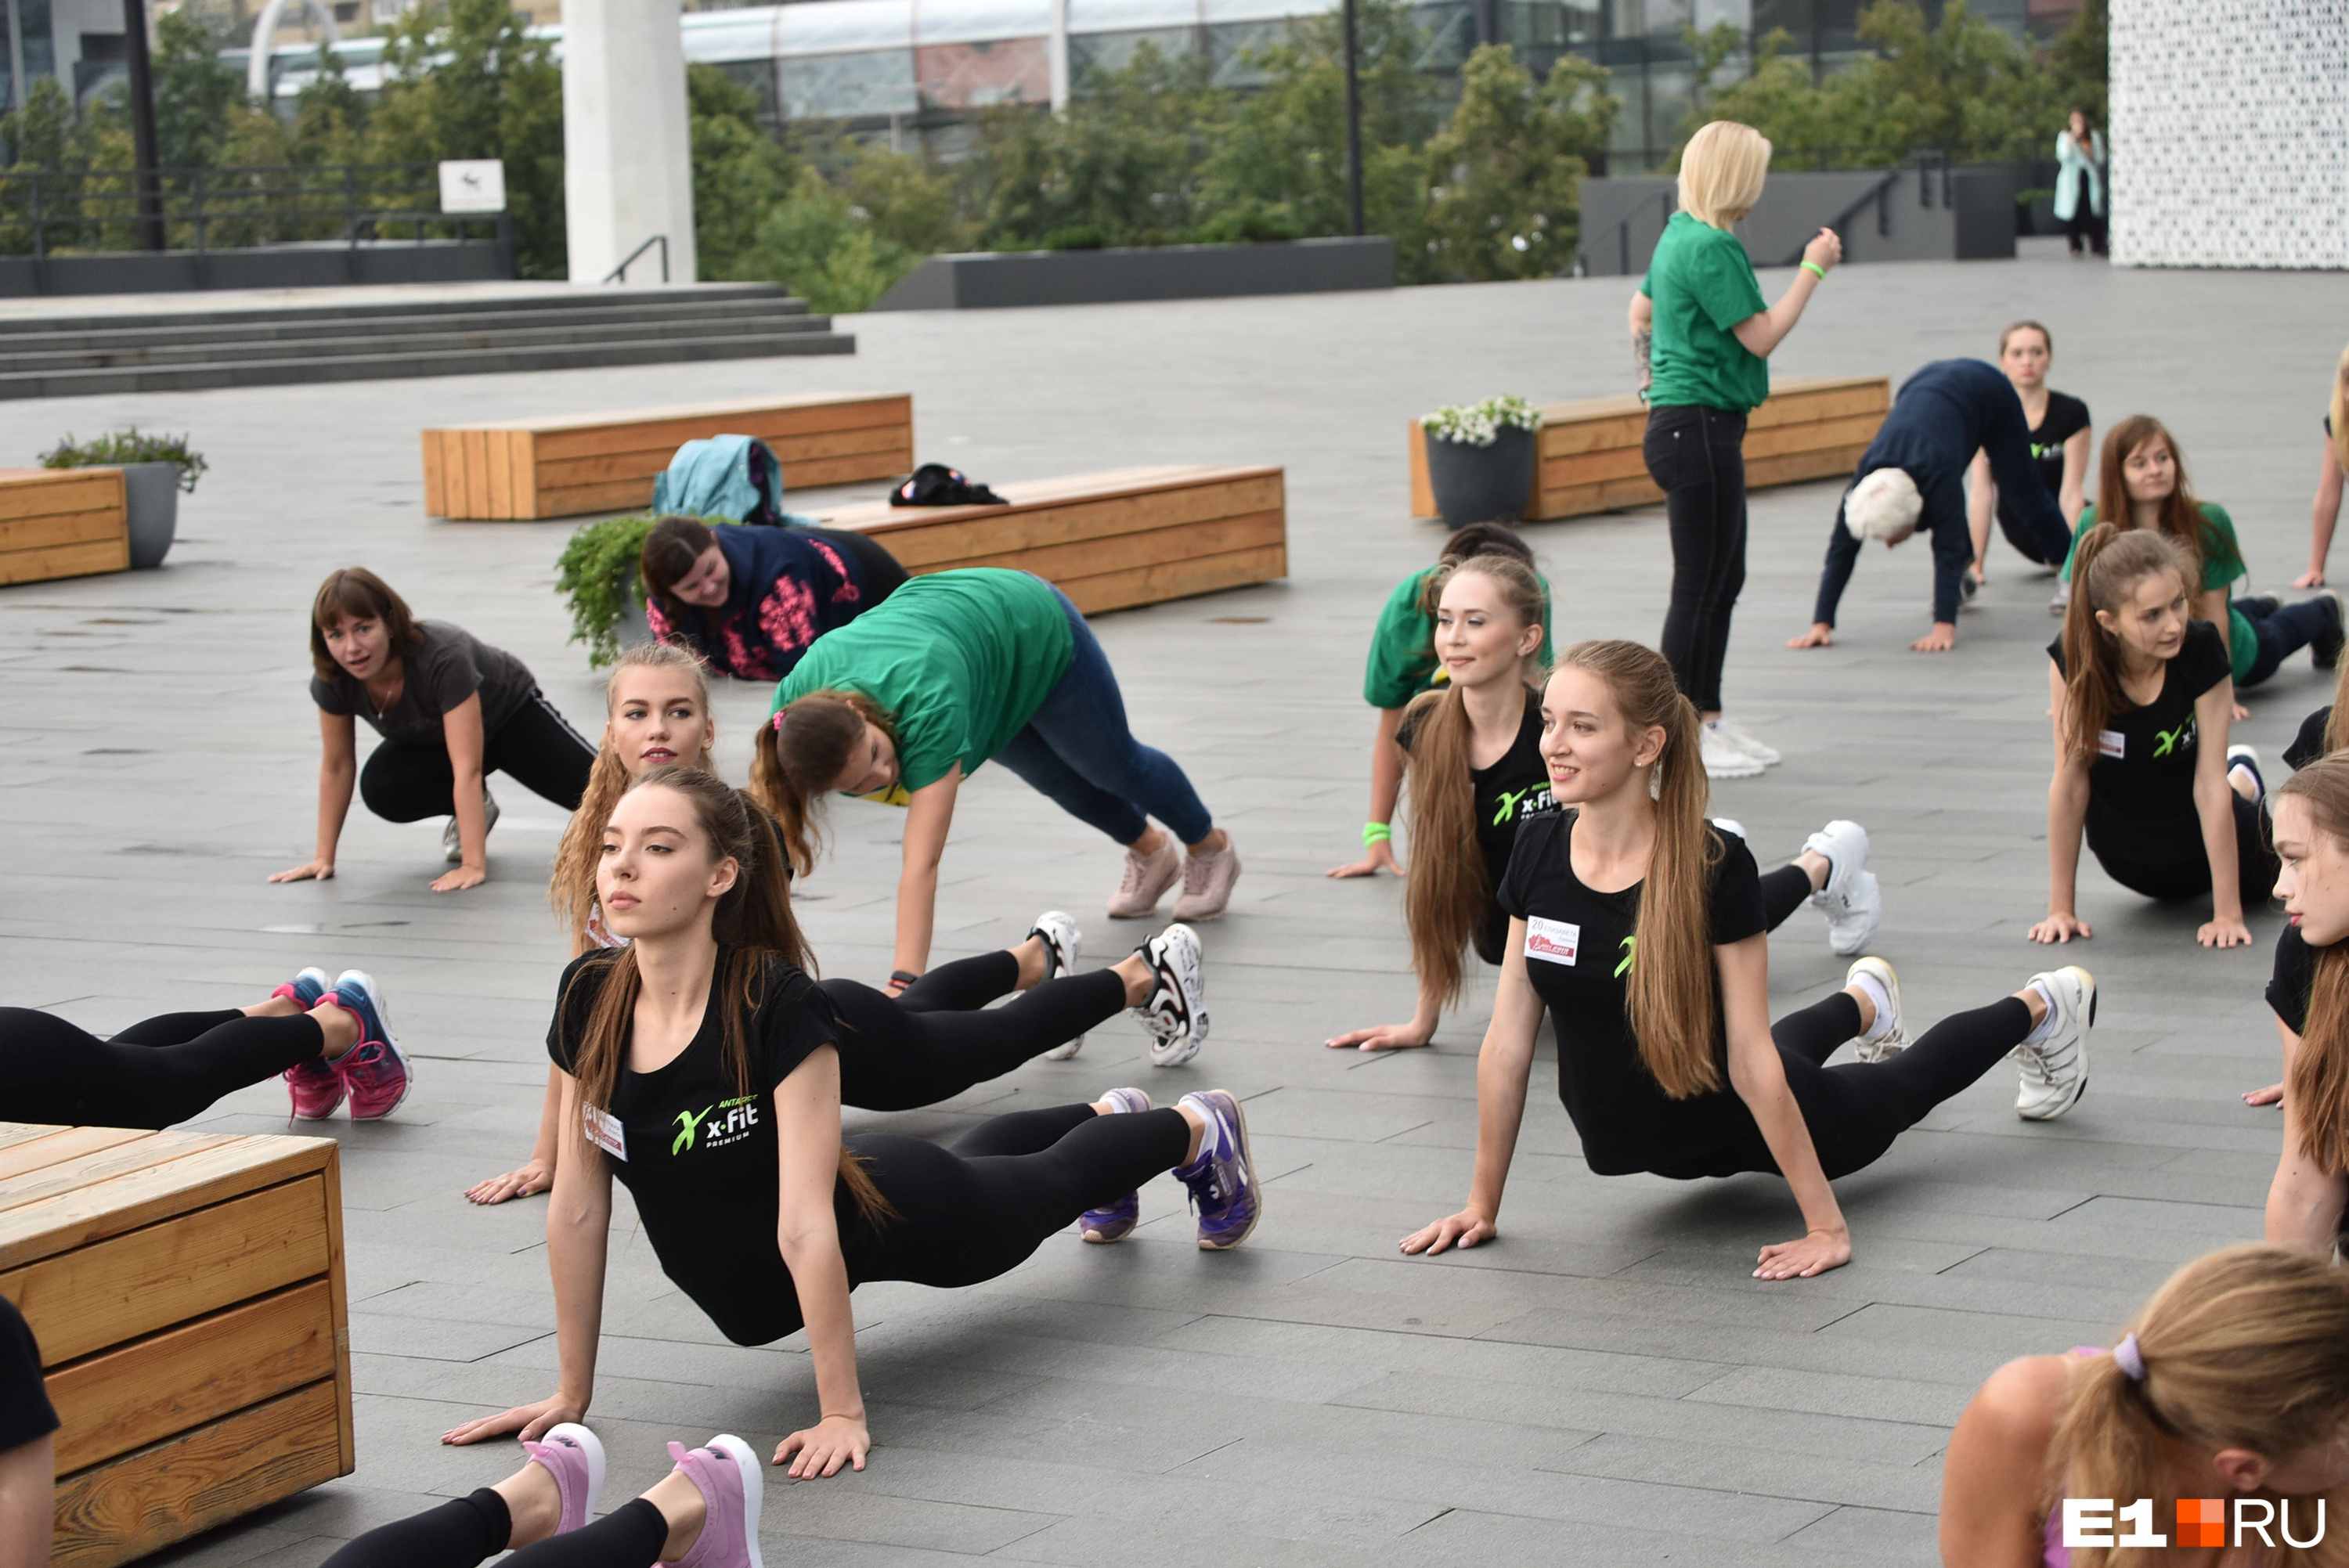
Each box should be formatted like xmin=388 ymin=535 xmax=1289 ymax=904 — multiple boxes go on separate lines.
xmin=602 ymin=234 xmax=669 ymax=285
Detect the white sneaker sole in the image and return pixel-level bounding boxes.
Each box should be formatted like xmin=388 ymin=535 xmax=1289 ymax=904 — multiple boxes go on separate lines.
xmin=1035 ymin=913 xmax=1086 ymax=1061
xmin=2016 ymin=968 xmax=2094 ymax=1121
xmin=705 ymin=1434 xmax=764 ymax=1568
xmin=1144 ymin=927 xmax=1207 ymax=1068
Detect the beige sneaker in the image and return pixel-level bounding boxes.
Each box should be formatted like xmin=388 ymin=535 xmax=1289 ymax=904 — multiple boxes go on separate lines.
xmin=1108 ymin=838 xmax=1181 ymax=918
xmin=1172 ymin=836 xmax=1241 ymax=921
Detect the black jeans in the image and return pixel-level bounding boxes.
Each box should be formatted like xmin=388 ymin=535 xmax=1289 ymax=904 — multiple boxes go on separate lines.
xmin=359 ymin=689 xmax=597 ymax=821
xmin=2065 ymin=207 xmax=2108 ymax=256
xmin=1645 ymin=404 xmax=1749 ymax=715
xmin=2089 ymin=791 xmax=2279 ymax=905
xmin=0 ymin=1007 xmax=324 ymax=1128
xmin=1654 ymin=994 xmax=2034 ymax=1181
xmin=2235 ymin=595 xmax=2342 ymax=689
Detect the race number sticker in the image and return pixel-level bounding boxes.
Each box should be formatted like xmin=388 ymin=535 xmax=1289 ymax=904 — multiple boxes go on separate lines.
xmin=2098 ymin=729 xmax=2126 ymax=759
xmin=583 ymin=1103 xmax=628 ymax=1162
xmin=1524 ymin=917 xmax=1582 ymax=966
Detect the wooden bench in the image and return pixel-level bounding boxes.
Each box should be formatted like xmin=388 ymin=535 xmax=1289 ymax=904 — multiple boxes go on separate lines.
xmin=815 ymin=465 xmax=1286 ymax=615
xmin=1407 ymin=374 xmax=1889 ymax=522
xmin=0 ymin=1124 xmax=352 ymax=1568
xmin=0 ymin=468 xmax=128 ymax=586
xmin=423 ymin=392 xmax=915 ymax=521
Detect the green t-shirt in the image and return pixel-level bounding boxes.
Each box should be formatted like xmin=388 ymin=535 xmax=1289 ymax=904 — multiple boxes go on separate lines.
xmin=1363 ymin=566 xmax=1557 ymax=709
xmin=771 ymin=568 xmax=1077 ymax=793
xmin=2060 ymin=502 xmax=2254 ymax=683
xmin=1640 ymin=211 xmax=1770 ymax=413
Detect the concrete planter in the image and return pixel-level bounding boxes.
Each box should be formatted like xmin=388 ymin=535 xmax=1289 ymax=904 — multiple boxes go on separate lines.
xmin=871 ymin=236 xmax=1395 ymax=311
xmin=1425 ymin=427 xmax=1537 ymax=525
xmin=121 ymin=462 xmax=182 ymax=569
xmin=616 ymin=597 xmax=655 ymax=651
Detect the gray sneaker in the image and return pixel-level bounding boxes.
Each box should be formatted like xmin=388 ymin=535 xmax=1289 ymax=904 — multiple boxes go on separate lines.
xmin=2014 ymin=966 xmax=2095 ymax=1120
xmin=442 ymin=785 xmax=500 ymax=863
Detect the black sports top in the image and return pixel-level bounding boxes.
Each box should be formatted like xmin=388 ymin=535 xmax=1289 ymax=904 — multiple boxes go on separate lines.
xmin=2048 ymin=619 xmax=2232 ymax=855
xmin=1997 ymin=391 xmax=2090 ymax=532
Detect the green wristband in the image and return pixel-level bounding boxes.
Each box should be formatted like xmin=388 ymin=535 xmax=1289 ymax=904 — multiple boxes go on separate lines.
xmin=1363 ymin=821 xmax=1392 ymax=846
xmin=1801 ymin=260 xmax=1828 ymax=281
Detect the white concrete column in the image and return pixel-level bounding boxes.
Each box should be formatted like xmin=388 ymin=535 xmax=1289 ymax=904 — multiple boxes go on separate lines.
xmin=563 ymin=0 xmax=697 ymax=285
xmin=1048 ymin=0 xmax=1068 ymax=110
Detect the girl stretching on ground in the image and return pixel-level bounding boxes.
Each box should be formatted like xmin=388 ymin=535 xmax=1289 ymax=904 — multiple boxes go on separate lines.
xmin=273 ymin=568 xmax=598 ymax=893
xmin=1326 ymin=557 xmax=1879 ymax=1051
xmin=465 ymin=644 xmax=1204 ymax=1206
xmin=1938 ymin=1244 xmax=2349 ymax=1566
xmin=2261 ymin=755 xmax=2349 ymax=1245
xmin=1402 ymin=642 xmax=2094 ymax=1281
xmin=1329 ymin=522 xmax=1553 ymax=880
xmin=2036 ymin=528 xmax=2271 ymax=950
xmin=442 ymin=768 xmax=1259 ymax=1475
xmin=637 ymin=514 xmax=907 ymax=682
xmin=2282 ymin=651 xmax=2349 ymax=771
xmin=1 ymin=967 xmax=407 ymax=1127
xmin=756 ymin=568 xmax=1238 ymax=980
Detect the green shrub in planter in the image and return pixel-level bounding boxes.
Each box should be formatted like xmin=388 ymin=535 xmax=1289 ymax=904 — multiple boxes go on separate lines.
xmin=557 ymin=513 xmax=660 ymax=667
xmin=40 ymin=428 xmax=208 ymax=492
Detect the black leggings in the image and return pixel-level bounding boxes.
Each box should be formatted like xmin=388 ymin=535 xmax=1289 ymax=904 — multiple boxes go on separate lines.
xmin=1657 ymin=993 xmax=2033 ymax=1181
xmin=321 ymin=1487 xmax=669 ymax=1568
xmin=360 ymin=689 xmax=597 ymax=822
xmin=1646 ymin=403 xmax=1749 ymax=715
xmin=2088 ymin=791 xmax=2279 ymax=905
xmin=0 ymin=1007 xmax=323 ymax=1128
xmin=824 ymin=961 xmax=1130 ymax=1112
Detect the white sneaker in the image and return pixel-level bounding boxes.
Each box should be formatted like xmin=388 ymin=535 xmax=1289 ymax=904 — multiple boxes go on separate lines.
xmin=2014 ymin=966 xmax=2095 ymax=1120
xmin=1847 ymin=956 xmax=1906 ymax=1063
xmin=442 ymin=786 xmax=500 ymax=863
xmin=1699 ymin=725 xmax=1765 ymax=780
xmin=1031 ymin=910 xmax=1088 ymax=1062
xmin=2226 ymin=744 xmax=2264 ymax=804
xmin=1802 ymin=820 xmax=1882 ymax=956
xmin=1712 ymin=719 xmax=1781 ymax=766
xmin=1132 ymin=923 xmax=1207 ymax=1068
xmin=2049 ymin=579 xmax=2072 ymax=617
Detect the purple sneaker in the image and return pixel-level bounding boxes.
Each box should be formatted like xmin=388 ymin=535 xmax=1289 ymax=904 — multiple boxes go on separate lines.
xmin=522 ymin=1422 xmax=606 ymax=1537
xmin=327 ymin=969 xmax=411 ymax=1121
xmin=669 ymin=1433 xmax=763 ymax=1568
xmin=1174 ymin=1090 xmax=1260 ymax=1251
xmin=1079 ymin=1087 xmax=1151 ymax=1243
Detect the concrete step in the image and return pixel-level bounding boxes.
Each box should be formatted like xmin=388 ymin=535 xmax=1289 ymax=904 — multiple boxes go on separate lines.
xmin=0 ymin=282 xmax=799 ymax=338
xmin=0 ymin=310 xmax=837 ymax=371
xmin=0 ymin=295 xmax=817 ymax=354
xmin=0 ymin=327 xmax=854 ymax=399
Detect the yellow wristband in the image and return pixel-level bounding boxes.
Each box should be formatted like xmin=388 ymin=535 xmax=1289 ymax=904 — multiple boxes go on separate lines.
xmin=1801 ymin=260 xmax=1827 ymax=281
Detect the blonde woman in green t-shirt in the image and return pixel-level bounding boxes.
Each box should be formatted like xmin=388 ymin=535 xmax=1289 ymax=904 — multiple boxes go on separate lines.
xmin=1629 ymin=119 xmax=1841 ymax=781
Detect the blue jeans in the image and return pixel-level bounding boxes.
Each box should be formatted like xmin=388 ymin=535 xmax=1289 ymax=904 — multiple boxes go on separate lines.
xmin=2235 ymin=594 xmax=2342 ymax=689
xmin=991 ymin=588 xmax=1214 ymax=845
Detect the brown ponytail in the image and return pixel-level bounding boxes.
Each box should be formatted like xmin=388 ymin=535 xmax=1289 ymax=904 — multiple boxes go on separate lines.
xmin=1399 ymin=555 xmax=1550 ymax=1007
xmin=748 ymin=690 xmax=899 ymax=877
xmin=1555 ymin=640 xmax=1720 ymax=1098
xmin=2058 ymin=525 xmax=2195 ymax=762
xmin=549 ymin=643 xmax=716 ymax=946
xmin=2279 ymin=756 xmax=2349 ymax=1175
xmin=2322 ymin=654 xmax=2349 ymax=759
xmin=2049 ymin=1245 xmax=2349 ymax=1568
xmin=564 ymin=766 xmax=892 ymax=1224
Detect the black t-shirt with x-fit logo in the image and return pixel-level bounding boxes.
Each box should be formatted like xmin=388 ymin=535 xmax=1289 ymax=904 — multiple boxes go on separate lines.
xmin=1494 ymin=810 xmax=1770 ymax=1177
xmin=1398 ymin=683 xmax=1559 ymax=962
xmin=2048 ymin=618 xmax=2231 ymax=860
xmin=547 ymin=947 xmax=878 ymax=1346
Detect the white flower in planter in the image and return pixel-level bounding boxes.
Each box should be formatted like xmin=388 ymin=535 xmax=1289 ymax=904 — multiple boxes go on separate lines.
xmin=1423 ymin=395 xmax=1541 ymax=447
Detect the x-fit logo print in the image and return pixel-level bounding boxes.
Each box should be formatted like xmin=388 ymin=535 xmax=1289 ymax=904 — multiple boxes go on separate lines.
xmin=1615 ymin=935 xmax=1636 ymax=979
xmin=2152 ymin=719 xmax=2195 ymax=759
xmin=672 ymin=1105 xmax=715 ymax=1156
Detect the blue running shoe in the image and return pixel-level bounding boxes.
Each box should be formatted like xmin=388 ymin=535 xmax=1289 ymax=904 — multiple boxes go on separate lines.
xmin=328 ymin=969 xmax=411 ymax=1121
xmin=273 ymin=966 xmax=333 ymax=1009
xmin=1079 ymin=1087 xmax=1150 ymax=1243
xmin=1174 ymin=1089 xmax=1259 ymax=1251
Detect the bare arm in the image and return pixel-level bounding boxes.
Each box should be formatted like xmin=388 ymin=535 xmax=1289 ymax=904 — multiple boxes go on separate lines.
xmin=1729 ymin=229 xmax=1842 ymax=359
xmin=1939 ymin=1357 xmax=2070 ymax=1567
xmin=2191 ymin=681 xmax=2251 ymax=945
xmin=2059 ymin=426 xmax=2091 ymax=528
xmin=271 ymin=708 xmax=355 ymax=881
xmin=445 ymin=1069 xmax=611 ymax=1443
xmin=2266 ymin=1017 xmax=2349 ymax=1253
xmin=1629 ymin=289 xmax=1654 ymax=396
xmin=770 ymin=1045 xmax=870 ymax=1476
xmin=1330 ymin=706 xmax=1407 ymax=878
xmin=0 ymin=1432 xmax=52 ymax=1568
xmin=1966 ymin=448 xmax=1996 ymax=575
xmin=890 ymin=769 xmax=961 ymax=984
xmin=1719 ymin=935 xmax=1849 ymax=1278
xmin=432 ymin=692 xmax=490 ymax=893
xmin=2033 ymin=662 xmax=2095 ymax=943
xmin=1400 ymin=925 xmax=1544 ymax=1254
xmin=2305 ymin=440 xmax=2344 ymax=587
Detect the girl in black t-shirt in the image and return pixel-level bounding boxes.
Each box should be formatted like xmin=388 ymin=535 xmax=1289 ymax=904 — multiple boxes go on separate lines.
xmin=442 ymin=767 xmax=1260 ymax=1478
xmin=1966 ymin=320 xmax=2091 ymax=592
xmin=2035 ymin=525 xmax=2271 ymax=950
xmin=273 ymin=568 xmax=597 ymax=894
xmin=1401 ymin=641 xmax=2095 ymax=1281
xmin=2263 ymin=756 xmax=2349 ymax=1251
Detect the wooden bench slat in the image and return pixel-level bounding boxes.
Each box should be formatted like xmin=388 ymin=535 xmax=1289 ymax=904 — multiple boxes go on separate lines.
xmin=533 ymin=420 xmax=915 ymax=492
xmin=4 ymin=1175 xmax=331 ymax=1363
xmin=48 ymin=1278 xmax=337 ymax=1472
xmin=0 ymin=539 xmax=132 ymax=586
xmin=529 ymin=398 xmax=911 ymax=463
xmin=0 ymin=1136 xmax=330 ymax=1268
xmin=922 ymin=510 xmax=1288 ymax=584
xmin=1059 ymin=542 xmax=1290 ymax=615
xmin=52 ymin=1379 xmax=345 ymax=1568
xmin=0 ymin=1131 xmax=237 ymax=1219
xmin=432 ymin=391 xmax=911 ymax=435
xmin=843 ymin=473 xmax=1282 ymax=568
xmin=0 ymin=1128 xmax=156 ymax=1184
xmin=0 ymin=470 xmax=127 ymax=521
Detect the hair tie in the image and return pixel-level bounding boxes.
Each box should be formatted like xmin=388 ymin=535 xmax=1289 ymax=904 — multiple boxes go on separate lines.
xmin=770 ymin=711 xmax=785 ymax=731
xmin=2113 ymin=1332 xmax=2146 ymax=1382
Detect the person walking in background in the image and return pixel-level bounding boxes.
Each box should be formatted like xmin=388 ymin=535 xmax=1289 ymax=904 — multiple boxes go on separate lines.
xmin=1965 ymin=321 xmax=2091 ymax=605
xmin=2055 ymin=108 xmax=2107 ymax=258
xmin=1628 ymin=117 xmax=1842 ymax=780
xmin=2293 ymin=345 xmax=2349 ymax=588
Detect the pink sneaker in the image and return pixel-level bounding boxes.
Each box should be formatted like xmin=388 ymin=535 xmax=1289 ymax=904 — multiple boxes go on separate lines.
xmin=325 ymin=971 xmax=411 ymax=1121
xmin=283 ymin=1057 xmax=344 ymax=1120
xmin=1172 ymin=837 xmax=1240 ymax=922
xmin=1107 ymin=838 xmax=1180 ymax=919
xmin=669 ymin=1434 xmax=763 ymax=1568
xmin=522 ymin=1422 xmax=606 ymax=1537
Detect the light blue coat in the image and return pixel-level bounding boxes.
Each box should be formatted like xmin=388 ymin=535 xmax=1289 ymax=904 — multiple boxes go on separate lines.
xmin=2055 ymin=128 xmax=2105 ymax=220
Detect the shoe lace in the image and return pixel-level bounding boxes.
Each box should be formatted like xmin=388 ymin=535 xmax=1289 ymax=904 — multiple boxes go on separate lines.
xmin=1119 ymin=851 xmax=1154 ymax=895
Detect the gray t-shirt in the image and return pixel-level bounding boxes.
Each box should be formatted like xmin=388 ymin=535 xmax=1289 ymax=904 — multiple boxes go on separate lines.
xmin=311 ymin=619 xmax=535 ymax=745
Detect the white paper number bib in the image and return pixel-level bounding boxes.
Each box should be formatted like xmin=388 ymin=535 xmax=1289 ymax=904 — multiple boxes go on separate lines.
xmin=583 ymin=1103 xmax=628 ymax=1162
xmin=1524 ymin=916 xmax=1582 ymax=966
xmin=2098 ymin=729 xmax=2125 ymax=760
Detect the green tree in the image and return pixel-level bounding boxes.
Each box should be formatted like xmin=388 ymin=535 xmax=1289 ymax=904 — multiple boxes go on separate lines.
xmin=367 ymin=0 xmax=565 ymax=276
xmin=2048 ymin=0 xmax=2107 ymax=128
xmin=289 ymin=49 xmax=373 ymax=168
xmin=687 ymin=63 xmax=795 ymax=279
xmin=152 ymin=10 xmax=241 ymax=171
xmin=1422 ymin=45 xmax=1614 ymax=283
